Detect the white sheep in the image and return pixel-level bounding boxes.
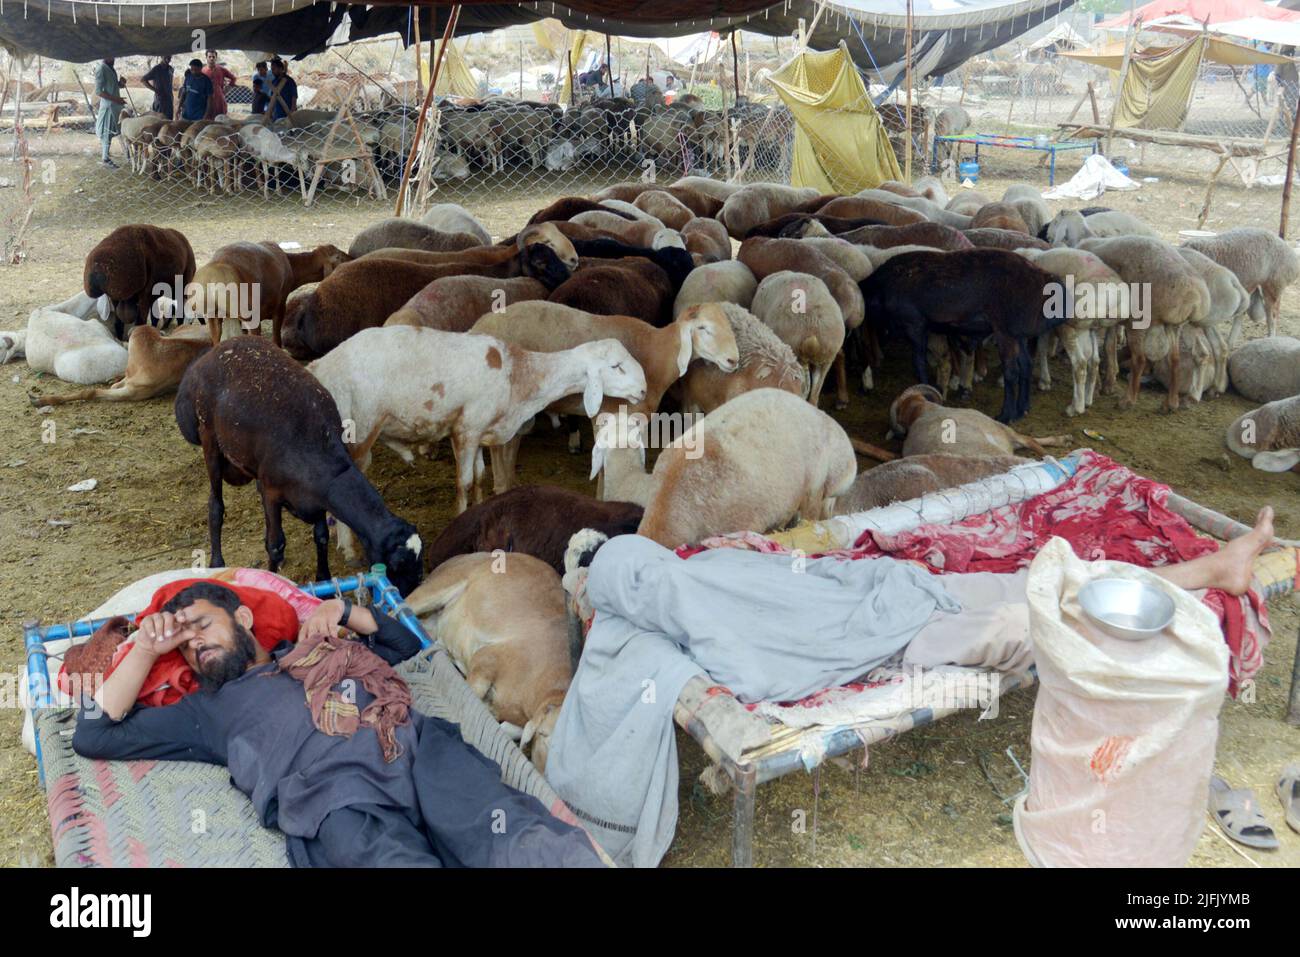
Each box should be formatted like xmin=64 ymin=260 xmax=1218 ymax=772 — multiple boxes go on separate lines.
xmin=717 ymin=183 xmax=821 ymax=239
xmin=2 ymin=292 xmax=128 ymax=385
xmin=669 ymin=175 xmax=743 ymax=202
xmin=308 ymin=325 xmax=647 ymax=526
xmin=1176 ymin=245 xmax=1251 ymax=397
xmin=1001 ymin=184 xmax=1051 ymax=237
xmin=636 ymin=388 xmax=857 ymax=549
xmin=797 ymin=237 xmax=874 ymax=282
xmin=1181 ymin=227 xmax=1300 ymax=337
xmin=749 ymin=271 xmax=845 ymax=405
xmin=672 ymin=260 xmax=758 ymax=319
xmin=420 ymin=203 xmax=492 ymax=246
xmin=596 ymin=199 xmax=664 ymax=227
xmin=590 ymin=410 xmax=655 ymax=506
xmin=1225 ymin=394 xmax=1300 ymax=471
xmin=238 ymin=124 xmax=309 ymax=198
xmin=1152 ymin=324 xmax=1215 ymax=404
xmin=1227 ymin=337 xmax=1300 ymax=403
xmin=1046 ymin=209 xmax=1158 ymax=246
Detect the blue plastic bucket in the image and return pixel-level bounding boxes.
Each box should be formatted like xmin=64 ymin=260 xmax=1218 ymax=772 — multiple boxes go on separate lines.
xmin=958 ymin=160 xmax=980 ymax=182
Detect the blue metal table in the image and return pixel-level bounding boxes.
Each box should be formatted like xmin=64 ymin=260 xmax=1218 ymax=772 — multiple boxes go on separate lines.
xmin=932 ymin=133 xmax=1099 ymax=186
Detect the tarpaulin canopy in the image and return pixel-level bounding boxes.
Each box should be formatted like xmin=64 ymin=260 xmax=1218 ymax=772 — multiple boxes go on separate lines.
xmin=421 ymin=39 xmax=481 ymax=97
xmin=1145 ymin=13 xmax=1300 ymax=50
xmin=1059 ymin=32 xmax=1294 ymax=67
xmin=1112 ymin=34 xmax=1205 ymax=129
xmin=1097 ymin=0 xmax=1300 ymax=30
xmin=0 ymin=0 xmax=1077 ymax=80
xmin=767 ymin=40 xmax=903 ymax=194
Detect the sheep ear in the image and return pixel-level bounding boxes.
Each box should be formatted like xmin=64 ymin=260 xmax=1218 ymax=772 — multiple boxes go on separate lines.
xmin=520 ymin=719 xmax=537 ymax=750
xmin=1251 ymin=449 xmax=1300 ymax=472
xmin=677 ymin=323 xmax=693 ymax=378
xmin=583 ymin=371 xmax=604 ymax=419
xmin=589 ymin=440 xmax=606 ymax=481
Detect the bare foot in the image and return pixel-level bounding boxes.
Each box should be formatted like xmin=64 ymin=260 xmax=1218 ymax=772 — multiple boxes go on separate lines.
xmin=1215 ymin=507 xmax=1275 ymax=596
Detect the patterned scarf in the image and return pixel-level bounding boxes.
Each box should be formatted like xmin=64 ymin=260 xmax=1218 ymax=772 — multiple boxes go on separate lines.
xmin=274 ymin=634 xmax=412 ymax=763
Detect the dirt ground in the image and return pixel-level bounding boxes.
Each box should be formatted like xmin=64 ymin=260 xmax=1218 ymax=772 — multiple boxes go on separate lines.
xmin=0 ymin=132 xmax=1297 ymax=869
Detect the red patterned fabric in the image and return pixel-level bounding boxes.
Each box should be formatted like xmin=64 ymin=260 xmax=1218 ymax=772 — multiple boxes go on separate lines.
xmin=678 ymin=451 xmax=1268 ymax=696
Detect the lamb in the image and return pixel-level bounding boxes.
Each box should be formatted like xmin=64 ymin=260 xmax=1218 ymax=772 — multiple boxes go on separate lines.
xmin=83 ymin=224 xmax=196 ymax=339
xmin=1181 ymin=226 xmax=1300 ymax=337
xmin=420 ymin=485 xmax=643 ymax=576
xmin=27 ymin=323 xmax=210 ymax=406
xmin=749 ymin=271 xmax=846 ymax=405
xmin=307 ymin=325 xmax=646 ymax=516
xmin=833 ymin=453 xmax=1030 ymax=514
xmin=470 ymin=301 xmax=739 ymax=492
xmin=1225 ymin=394 xmax=1300 ymax=471
xmin=406 ymin=552 xmax=577 ymax=770
xmin=1045 ymin=209 xmax=1158 ymax=246
xmin=672 ymin=260 xmax=758 ymax=318
xmin=969 ymin=202 xmax=1030 ymax=234
xmin=1077 ymin=236 xmax=1211 ymax=411
xmin=1152 ymin=324 xmax=1216 ymax=404
xmin=860 ymin=248 xmax=1070 ymax=422
xmin=680 ymin=216 xmax=732 ymax=262
xmin=9 ymin=296 xmax=126 ymax=385
xmin=963 ymin=228 xmax=1050 ymax=251
xmin=636 ymin=388 xmax=857 ymax=549
xmin=886 ymin=385 xmax=1071 ymax=458
xmin=673 ymin=302 xmax=808 ymax=415
xmin=175 ymin=336 xmax=425 ymax=595
xmin=347 ymin=217 xmax=483 ymax=258
xmin=385 ymin=275 xmax=548 ymax=332
xmin=284 ymin=222 xmax=579 ymax=359
xmin=186 ymin=242 xmax=350 ymax=347
xmin=1176 ymin=245 xmax=1251 ymax=396
xmin=1001 ymin=184 xmax=1051 ymax=237
xmin=1227 ymin=337 xmax=1300 ymax=403
xmin=837 ymin=221 xmax=974 ymax=251
xmin=1015 ymin=246 xmax=1130 ymax=416
xmin=717 ymin=183 xmax=822 ymax=239
xmin=420 ymin=202 xmax=492 ymax=245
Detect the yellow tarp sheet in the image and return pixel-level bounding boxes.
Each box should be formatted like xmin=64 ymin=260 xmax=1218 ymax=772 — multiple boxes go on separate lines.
xmin=1114 ymin=35 xmax=1205 ymax=130
xmin=767 ymin=41 xmax=902 ymax=194
xmin=559 ymin=30 xmax=592 ymax=104
xmin=1059 ymin=35 xmax=1292 ymax=69
xmin=419 ymin=39 xmax=480 ymax=98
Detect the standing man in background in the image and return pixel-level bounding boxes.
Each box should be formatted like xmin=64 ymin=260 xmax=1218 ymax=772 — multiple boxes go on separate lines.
xmin=268 ymin=57 xmax=298 ymax=121
xmin=203 ymin=49 xmax=237 ymax=119
xmin=250 ymin=61 xmax=271 ymax=115
xmin=94 ymin=56 xmax=127 ymax=168
xmin=141 ymin=55 xmax=175 ymax=120
xmin=179 ymin=58 xmax=213 ymax=122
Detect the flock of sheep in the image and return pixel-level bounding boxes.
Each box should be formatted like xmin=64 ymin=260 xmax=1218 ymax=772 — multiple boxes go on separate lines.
xmin=4 ymin=172 xmax=1299 ymax=765
xmin=115 ymin=95 xmax=788 ymax=198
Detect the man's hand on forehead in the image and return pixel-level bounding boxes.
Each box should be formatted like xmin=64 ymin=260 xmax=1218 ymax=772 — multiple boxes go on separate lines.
xmin=134 ymin=609 xmax=198 ymax=656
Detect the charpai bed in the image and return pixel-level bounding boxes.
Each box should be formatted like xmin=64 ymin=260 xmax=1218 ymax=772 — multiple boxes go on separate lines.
xmin=23 ymin=570 xmax=594 ymax=868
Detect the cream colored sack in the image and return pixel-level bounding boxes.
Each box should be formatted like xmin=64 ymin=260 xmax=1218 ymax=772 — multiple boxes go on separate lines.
xmin=1014 ymin=537 xmax=1228 ymax=867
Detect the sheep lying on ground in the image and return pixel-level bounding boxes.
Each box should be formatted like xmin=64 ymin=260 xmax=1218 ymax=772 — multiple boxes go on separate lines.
xmin=749 ymin=271 xmax=845 ymax=405
xmin=385 ymin=275 xmax=548 ymax=332
xmin=347 ymin=217 xmax=483 ymax=258
xmin=27 ymin=323 xmax=210 ymax=405
xmin=673 ymin=303 xmax=808 ymax=414
xmin=672 ymin=260 xmax=757 ymax=318
xmin=1227 ymin=337 xmax=1300 ymax=403
xmin=8 ymin=295 xmax=126 ymax=385
xmin=1225 ymin=394 xmax=1300 ymax=471
xmin=1181 ymin=226 xmax=1300 ymax=337
xmin=833 ymin=453 xmax=1030 ymax=514
xmin=886 ymin=384 xmax=1071 ymax=458
xmin=636 ymin=388 xmax=857 ymax=548
xmin=406 ymin=552 xmax=576 ymax=770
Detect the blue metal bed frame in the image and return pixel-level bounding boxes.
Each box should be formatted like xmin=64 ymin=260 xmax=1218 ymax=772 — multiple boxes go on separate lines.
xmin=931 ymin=133 xmax=1099 ymax=185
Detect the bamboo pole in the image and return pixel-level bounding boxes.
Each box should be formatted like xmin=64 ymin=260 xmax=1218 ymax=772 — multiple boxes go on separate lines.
xmin=606 ymin=33 xmax=614 ymax=98
xmin=731 ymin=31 xmax=741 ymax=101
xmin=395 ymin=3 xmax=460 ymax=217
xmin=1279 ymin=86 xmax=1300 ymax=238
xmin=905 ymin=0 xmax=914 ymax=182
xmin=413 ymin=5 xmax=423 ymax=103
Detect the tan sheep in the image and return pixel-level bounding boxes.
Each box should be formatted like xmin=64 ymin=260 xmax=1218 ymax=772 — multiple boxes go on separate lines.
xmin=749 ymin=271 xmax=845 ymax=406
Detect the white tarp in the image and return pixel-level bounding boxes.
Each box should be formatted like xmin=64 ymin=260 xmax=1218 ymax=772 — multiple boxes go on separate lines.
xmin=1043 ymin=153 xmax=1141 ymax=201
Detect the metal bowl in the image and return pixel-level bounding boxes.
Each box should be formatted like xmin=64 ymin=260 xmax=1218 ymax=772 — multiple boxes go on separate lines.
xmin=1077 ymin=577 xmax=1175 ymax=641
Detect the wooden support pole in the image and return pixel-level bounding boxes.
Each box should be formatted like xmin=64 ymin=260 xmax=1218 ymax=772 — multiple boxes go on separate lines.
xmin=567 ymin=50 xmax=575 ymax=106
xmin=606 ymin=33 xmax=614 ymax=98
xmin=395 ymin=3 xmax=459 ymax=217
xmin=1279 ymin=88 xmax=1300 ymax=238
xmin=412 ymin=5 xmax=423 ymax=103
xmin=905 ymin=0 xmax=914 ymax=182
xmin=731 ymin=31 xmax=741 ymax=101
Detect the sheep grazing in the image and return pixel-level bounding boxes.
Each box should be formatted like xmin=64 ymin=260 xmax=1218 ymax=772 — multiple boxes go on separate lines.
xmin=421 ymin=485 xmax=643 ymax=576
xmin=1175 ymin=245 xmax=1251 ymax=397
xmin=749 ymin=271 xmax=846 ymax=405
xmin=10 ymin=295 xmax=126 ymax=385
xmin=406 ymin=552 xmax=576 ymax=771
xmin=175 ymin=337 xmax=425 ymax=595
xmin=347 ymin=216 xmax=483 ymax=258
xmin=307 ymin=325 xmax=646 ymax=516
xmin=1225 ymin=394 xmax=1300 ymax=471
xmin=1016 ymin=246 xmax=1130 ymax=416
xmin=1152 ymin=325 xmax=1216 ymax=404
xmin=887 ymin=385 xmax=1071 ymax=458
xmin=815 ymin=196 xmax=928 ymax=228
xmin=672 ymin=260 xmax=758 ymax=319
xmin=1227 ymin=337 xmax=1300 ymax=403
xmin=674 ymin=302 xmax=808 ymax=414
xmin=385 ymin=275 xmax=547 ymax=332
xmin=187 ymin=242 xmax=350 ymax=347
xmin=1181 ymin=226 xmax=1300 ymax=337
xmin=680 ymin=217 xmax=732 ymax=263
xmin=963 ymin=228 xmax=1050 ymax=251
xmin=833 ymin=453 xmax=1030 ymax=515
xmin=1045 ymin=209 xmax=1157 ymax=246
xmin=637 ymin=388 xmax=857 ymax=549
xmin=83 ymin=224 xmax=196 ymax=339
xmin=28 ymin=323 xmax=209 ymax=406
xmin=861 ymin=248 xmax=1069 ymax=422
xmin=1077 ymin=236 xmax=1211 ymax=411
xmin=1001 ymin=184 xmax=1051 ymax=237
xmin=839 ymin=221 xmax=973 ymax=251
xmin=284 ymin=222 xmax=579 ymax=359
xmin=420 ymin=203 xmax=492 ymax=245
xmin=969 ymin=202 xmax=1030 ymax=234
xmin=717 ymin=183 xmax=822 ymax=239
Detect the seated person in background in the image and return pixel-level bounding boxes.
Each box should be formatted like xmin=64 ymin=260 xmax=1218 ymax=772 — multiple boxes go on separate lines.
xmin=629 ymin=74 xmax=659 ymax=105
xmin=178 ymin=59 xmax=213 ymax=122
xmin=72 ymin=580 xmax=604 ymax=868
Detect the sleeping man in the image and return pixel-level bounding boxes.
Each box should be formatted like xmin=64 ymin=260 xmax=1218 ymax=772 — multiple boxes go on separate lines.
xmin=71 ymin=580 xmax=603 ymax=868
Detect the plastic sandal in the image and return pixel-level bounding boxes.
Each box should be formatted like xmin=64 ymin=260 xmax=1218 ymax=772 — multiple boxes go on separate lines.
xmin=1277 ymin=765 xmax=1300 ymax=835
xmin=1208 ymin=776 xmax=1279 ymax=850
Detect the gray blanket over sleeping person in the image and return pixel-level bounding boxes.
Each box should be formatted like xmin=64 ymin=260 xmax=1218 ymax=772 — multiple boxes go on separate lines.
xmin=546 ymin=534 xmax=960 ymax=868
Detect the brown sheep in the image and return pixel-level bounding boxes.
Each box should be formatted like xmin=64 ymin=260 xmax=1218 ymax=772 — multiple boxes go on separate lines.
xmin=680 ymin=217 xmax=732 ymax=262
xmin=526 ymin=196 xmax=637 ymax=225
xmin=83 ymin=224 xmax=196 ymax=339
xmin=963 ymin=227 xmax=1050 ymax=251
xmin=385 ymin=275 xmax=548 ymax=332
xmin=632 ymin=190 xmax=694 ymax=230
xmin=839 ymin=221 xmax=974 ymax=251
xmin=26 ymin=324 xmax=210 ymax=406
xmin=593 ymin=182 xmax=724 ymax=218
xmin=834 ymin=453 xmax=1030 ymax=514
xmin=347 ymin=217 xmax=484 ymax=258
xmin=969 ymin=202 xmax=1031 ymax=234
xmin=815 ymin=196 xmax=927 ymax=228
xmin=547 ymin=257 xmax=678 ymax=327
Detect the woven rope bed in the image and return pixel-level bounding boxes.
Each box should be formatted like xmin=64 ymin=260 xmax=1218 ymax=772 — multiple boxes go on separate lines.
xmin=26 ymin=571 xmax=587 ymax=868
